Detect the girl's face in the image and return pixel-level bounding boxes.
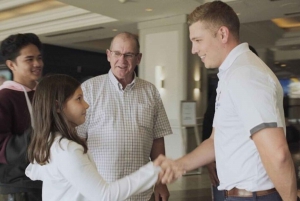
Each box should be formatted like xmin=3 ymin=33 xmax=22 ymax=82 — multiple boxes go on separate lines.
xmin=63 ymin=87 xmax=89 ymax=127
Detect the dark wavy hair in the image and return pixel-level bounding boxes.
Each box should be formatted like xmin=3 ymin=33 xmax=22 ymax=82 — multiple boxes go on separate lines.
xmin=28 ymin=74 xmax=87 ymax=165
xmin=188 ymin=1 xmax=240 ymax=40
xmin=1 ymin=33 xmax=42 ymax=62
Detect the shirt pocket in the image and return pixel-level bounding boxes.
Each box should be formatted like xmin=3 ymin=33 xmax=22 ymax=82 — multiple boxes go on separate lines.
xmin=137 ymin=104 xmax=154 ymax=129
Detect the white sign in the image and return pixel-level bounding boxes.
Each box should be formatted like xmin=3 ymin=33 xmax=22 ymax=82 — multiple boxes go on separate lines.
xmin=181 ymin=101 xmax=197 ymax=126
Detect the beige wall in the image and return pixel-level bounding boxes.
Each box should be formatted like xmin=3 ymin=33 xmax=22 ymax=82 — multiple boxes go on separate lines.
xmin=138 ymin=15 xmax=207 ymax=159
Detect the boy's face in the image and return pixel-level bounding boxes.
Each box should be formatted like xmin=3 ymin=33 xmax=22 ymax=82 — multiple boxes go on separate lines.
xmin=7 ymin=43 xmax=43 ymax=86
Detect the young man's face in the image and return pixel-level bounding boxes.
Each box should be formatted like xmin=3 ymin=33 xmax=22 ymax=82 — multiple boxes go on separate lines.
xmin=189 ymin=21 xmax=223 ymax=69
xmin=8 ymin=43 xmax=43 ymax=86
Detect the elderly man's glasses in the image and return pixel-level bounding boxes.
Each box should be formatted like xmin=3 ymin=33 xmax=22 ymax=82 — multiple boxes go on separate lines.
xmin=108 ymin=50 xmax=139 ymax=60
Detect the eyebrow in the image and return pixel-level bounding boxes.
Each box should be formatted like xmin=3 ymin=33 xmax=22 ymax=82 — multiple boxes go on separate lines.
xmin=112 ymin=50 xmax=136 ymax=54
xmin=191 ymin=37 xmax=201 ymax=40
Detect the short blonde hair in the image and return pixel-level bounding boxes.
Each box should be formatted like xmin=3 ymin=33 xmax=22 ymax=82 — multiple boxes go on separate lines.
xmin=188 ymin=1 xmax=240 ymax=40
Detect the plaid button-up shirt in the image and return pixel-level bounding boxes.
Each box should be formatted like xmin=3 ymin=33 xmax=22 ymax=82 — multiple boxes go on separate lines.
xmin=77 ymin=70 xmax=172 ymax=201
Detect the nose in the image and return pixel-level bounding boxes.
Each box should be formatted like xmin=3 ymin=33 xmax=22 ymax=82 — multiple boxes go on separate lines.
xmin=84 ymin=99 xmax=89 ymax=109
xmin=33 ymin=58 xmax=43 ymax=67
xmin=118 ymin=54 xmax=128 ymax=62
xmin=191 ymin=43 xmax=198 ymax=55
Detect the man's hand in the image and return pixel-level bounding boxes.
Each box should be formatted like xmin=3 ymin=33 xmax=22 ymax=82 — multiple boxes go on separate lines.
xmin=154 ymin=154 xmax=186 ymax=184
xmin=154 ymin=183 xmax=169 ymax=201
xmin=206 ymin=162 xmax=219 ymax=187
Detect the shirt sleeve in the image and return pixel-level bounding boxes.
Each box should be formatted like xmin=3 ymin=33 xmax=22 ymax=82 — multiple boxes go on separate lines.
xmin=0 ymin=94 xmax=13 ymax=164
xmin=54 ymin=141 xmax=160 ymax=201
xmin=0 ymin=94 xmax=31 ymax=165
xmin=228 ymin=66 xmax=282 ymax=136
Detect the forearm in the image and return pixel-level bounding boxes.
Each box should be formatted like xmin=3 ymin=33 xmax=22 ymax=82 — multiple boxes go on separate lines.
xmin=176 ymin=137 xmax=215 ymax=172
xmin=262 ymin=148 xmax=297 ymax=200
xmin=150 ymin=138 xmax=165 ymax=160
xmin=55 ymin=145 xmax=160 ymax=201
xmin=102 ymin=162 xmax=160 ymax=201
xmin=253 ymin=127 xmax=297 ymax=201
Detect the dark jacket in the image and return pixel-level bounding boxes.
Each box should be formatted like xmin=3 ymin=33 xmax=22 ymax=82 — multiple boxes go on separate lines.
xmin=0 ymin=81 xmax=42 ymax=192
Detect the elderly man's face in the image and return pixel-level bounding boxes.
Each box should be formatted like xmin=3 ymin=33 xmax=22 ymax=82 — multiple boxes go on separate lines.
xmin=107 ymin=37 xmax=141 ymax=83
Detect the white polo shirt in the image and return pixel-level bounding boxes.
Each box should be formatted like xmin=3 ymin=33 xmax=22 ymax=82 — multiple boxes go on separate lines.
xmin=213 ymin=43 xmax=285 ymax=191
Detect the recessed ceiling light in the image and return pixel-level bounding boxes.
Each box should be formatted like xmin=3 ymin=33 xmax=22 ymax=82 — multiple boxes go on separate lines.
xmin=236 ymin=12 xmax=241 ymax=16
xmin=281 ymin=64 xmax=287 ymax=67
xmin=145 ymin=8 xmax=153 ymax=12
xmin=112 ymin=29 xmax=118 ymax=32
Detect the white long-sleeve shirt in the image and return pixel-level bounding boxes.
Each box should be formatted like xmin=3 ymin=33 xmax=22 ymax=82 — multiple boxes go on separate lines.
xmin=25 ymin=135 xmax=160 ymax=201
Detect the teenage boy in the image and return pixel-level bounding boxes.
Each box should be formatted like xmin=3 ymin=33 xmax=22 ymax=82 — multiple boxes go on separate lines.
xmin=0 ymin=33 xmax=43 ymax=201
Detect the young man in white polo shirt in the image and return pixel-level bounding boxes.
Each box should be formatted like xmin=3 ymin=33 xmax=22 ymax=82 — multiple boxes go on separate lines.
xmin=171 ymin=1 xmax=297 ymax=201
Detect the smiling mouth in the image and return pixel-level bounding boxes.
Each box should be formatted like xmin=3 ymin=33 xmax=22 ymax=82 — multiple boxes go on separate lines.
xmin=32 ymin=69 xmax=42 ymax=74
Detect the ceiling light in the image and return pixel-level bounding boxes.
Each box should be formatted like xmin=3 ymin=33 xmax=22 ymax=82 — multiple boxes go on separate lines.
xmin=119 ymin=0 xmax=127 ymax=3
xmin=272 ymin=17 xmax=300 ymax=29
xmin=145 ymin=8 xmax=153 ymax=12
xmin=0 ymin=1 xmax=66 ymax=21
xmin=281 ymin=64 xmax=287 ymax=67
xmin=112 ymin=29 xmax=118 ymax=32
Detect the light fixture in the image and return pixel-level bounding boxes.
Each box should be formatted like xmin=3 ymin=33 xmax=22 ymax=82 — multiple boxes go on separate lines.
xmin=155 ymin=66 xmax=164 ymax=89
xmin=281 ymin=64 xmax=287 ymax=67
xmin=195 ymin=80 xmax=200 ymax=89
xmin=194 ymin=63 xmax=201 ymax=90
xmin=112 ymin=29 xmax=118 ymax=32
xmin=145 ymin=8 xmax=153 ymax=12
xmin=0 ymin=1 xmax=66 ymax=21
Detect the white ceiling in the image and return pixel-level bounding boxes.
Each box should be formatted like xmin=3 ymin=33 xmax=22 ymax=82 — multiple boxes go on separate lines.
xmin=0 ymin=0 xmax=300 ymax=53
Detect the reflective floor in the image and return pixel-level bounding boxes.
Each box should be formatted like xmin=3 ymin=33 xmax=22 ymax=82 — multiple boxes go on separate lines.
xmin=168 ymin=169 xmax=212 ymax=201
xmin=167 ymin=142 xmax=300 ymax=201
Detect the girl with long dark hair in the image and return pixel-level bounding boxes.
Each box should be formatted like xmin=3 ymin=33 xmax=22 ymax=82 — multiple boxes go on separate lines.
xmin=26 ymin=74 xmax=162 ymax=201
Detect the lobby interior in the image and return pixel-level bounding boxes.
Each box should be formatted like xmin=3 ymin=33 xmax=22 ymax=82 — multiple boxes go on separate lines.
xmin=1 ymin=0 xmax=300 ymax=200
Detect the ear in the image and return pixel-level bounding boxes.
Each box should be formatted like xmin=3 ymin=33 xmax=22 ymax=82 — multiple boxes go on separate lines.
xmin=136 ymin=53 xmax=142 ymax=65
xmin=106 ymin=49 xmax=111 ymax=62
xmin=5 ymin=60 xmax=16 ymax=72
xmin=218 ymin=26 xmax=229 ymax=43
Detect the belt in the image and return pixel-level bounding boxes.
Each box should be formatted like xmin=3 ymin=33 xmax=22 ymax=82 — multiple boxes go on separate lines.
xmin=225 ymin=188 xmax=277 ymax=198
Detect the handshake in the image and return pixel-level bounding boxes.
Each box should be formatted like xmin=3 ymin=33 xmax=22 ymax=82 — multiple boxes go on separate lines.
xmin=153 ymin=155 xmax=186 ymax=184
